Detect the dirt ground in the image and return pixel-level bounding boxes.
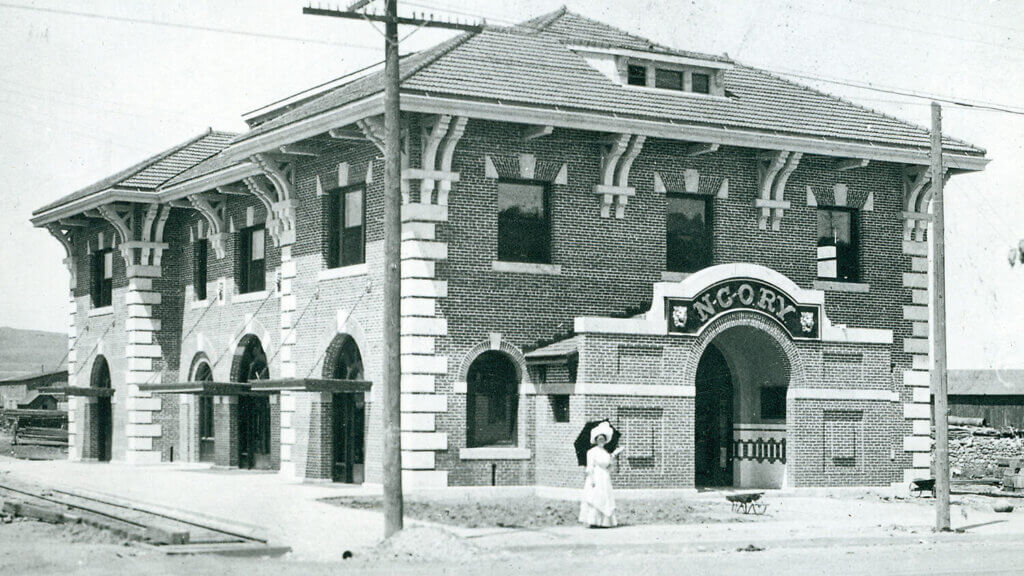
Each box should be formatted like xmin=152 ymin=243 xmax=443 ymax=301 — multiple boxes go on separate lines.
xmin=323 ymin=495 xmax=756 ymax=528
xmin=0 ymin=432 xmax=66 ymax=461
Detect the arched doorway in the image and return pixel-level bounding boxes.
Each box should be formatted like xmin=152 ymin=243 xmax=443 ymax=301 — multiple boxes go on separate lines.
xmin=90 ymin=356 xmax=113 ymax=462
xmin=466 ymin=351 xmax=519 ymax=448
xmin=324 ymin=335 xmax=365 ymax=483
xmin=694 ymin=324 xmax=791 ymax=489
xmin=233 ymin=336 xmax=271 ymax=470
xmin=191 ymin=357 xmax=215 ymax=463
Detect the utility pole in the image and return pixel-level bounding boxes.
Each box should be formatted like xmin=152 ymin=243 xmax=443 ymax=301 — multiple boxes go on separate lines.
xmin=931 ymin=101 xmax=951 ymax=532
xmin=303 ymin=1 xmax=482 ymax=539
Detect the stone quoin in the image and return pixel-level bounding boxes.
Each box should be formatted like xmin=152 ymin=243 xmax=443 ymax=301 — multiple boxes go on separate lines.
xmin=29 ymin=8 xmax=988 ymax=490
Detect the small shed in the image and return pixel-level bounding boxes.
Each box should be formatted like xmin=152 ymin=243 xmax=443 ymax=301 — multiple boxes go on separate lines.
xmin=948 ymin=369 xmax=1024 ymax=429
xmin=0 ymin=370 xmax=68 ymax=411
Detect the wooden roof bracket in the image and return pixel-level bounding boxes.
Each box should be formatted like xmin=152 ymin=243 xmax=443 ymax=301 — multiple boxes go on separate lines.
xmin=755 ymin=151 xmax=800 ymax=230
xmin=188 ymin=192 xmax=228 ymax=258
xmin=593 ymin=133 xmax=644 ymax=218
xmin=45 ymin=223 xmax=77 ymax=287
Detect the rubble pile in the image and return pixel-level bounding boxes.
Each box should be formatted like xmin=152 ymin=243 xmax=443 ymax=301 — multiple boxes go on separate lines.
xmin=948 ymin=426 xmax=1024 ymax=477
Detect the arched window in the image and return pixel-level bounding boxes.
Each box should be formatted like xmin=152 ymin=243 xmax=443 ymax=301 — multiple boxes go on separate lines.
xmin=466 ymin=351 xmax=518 ymax=447
xmin=91 ymin=356 xmax=111 ymax=389
xmin=328 ymin=335 xmax=363 ymax=381
xmin=235 ymin=337 xmax=269 ymax=383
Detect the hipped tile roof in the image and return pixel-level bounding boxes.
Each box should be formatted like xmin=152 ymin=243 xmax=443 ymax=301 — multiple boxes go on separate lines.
xmin=33 ymin=129 xmax=237 ymax=216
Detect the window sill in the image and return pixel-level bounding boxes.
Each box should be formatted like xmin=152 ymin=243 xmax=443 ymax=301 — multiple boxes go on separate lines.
xmin=87 ymin=306 xmax=114 ymax=318
xmin=318 ymin=263 xmax=368 ymax=281
xmin=232 ymin=290 xmax=275 ymax=304
xmin=661 ymin=271 xmax=692 ymax=282
xmin=190 ymin=298 xmax=211 ymax=310
xmin=491 ymin=261 xmax=561 ymax=275
xmin=459 ymin=447 xmax=532 ymax=460
xmin=813 ymin=280 xmax=870 ymax=293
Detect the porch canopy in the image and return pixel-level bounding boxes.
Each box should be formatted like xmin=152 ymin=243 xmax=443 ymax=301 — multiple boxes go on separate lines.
xmin=37 ymin=386 xmax=114 ymax=398
xmin=138 ymin=378 xmax=371 ymax=396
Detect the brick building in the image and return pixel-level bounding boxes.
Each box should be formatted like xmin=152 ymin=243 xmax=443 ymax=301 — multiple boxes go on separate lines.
xmin=30 ymin=9 xmax=988 ymax=489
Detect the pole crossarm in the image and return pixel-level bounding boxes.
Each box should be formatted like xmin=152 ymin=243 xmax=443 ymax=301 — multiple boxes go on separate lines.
xmin=302 ymin=6 xmax=484 ymax=31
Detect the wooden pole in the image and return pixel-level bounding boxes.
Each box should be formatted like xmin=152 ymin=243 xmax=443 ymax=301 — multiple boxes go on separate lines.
xmin=930 ymin=101 xmax=951 ymax=532
xmin=382 ymin=0 xmax=404 ymax=538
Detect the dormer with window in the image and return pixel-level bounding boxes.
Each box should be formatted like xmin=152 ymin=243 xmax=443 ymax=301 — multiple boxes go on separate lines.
xmin=571 ymin=44 xmax=732 ymax=97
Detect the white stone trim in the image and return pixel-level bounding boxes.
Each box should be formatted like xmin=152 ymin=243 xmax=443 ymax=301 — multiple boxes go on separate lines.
xmin=733 ymin=423 xmax=787 ymax=431
xmin=232 ymin=290 xmax=275 ymax=304
xmin=88 ymin=306 xmax=114 ymax=317
xmin=318 ymin=263 xmax=368 ymax=281
xmin=661 ymin=271 xmax=691 ymax=282
xmin=459 ymin=447 xmax=532 ymax=460
xmin=813 ymin=280 xmax=870 ymax=293
xmin=789 ymin=388 xmax=899 ymax=402
xmin=574 ymin=316 xmax=664 ymax=335
xmin=491 ymin=261 xmax=562 ymax=275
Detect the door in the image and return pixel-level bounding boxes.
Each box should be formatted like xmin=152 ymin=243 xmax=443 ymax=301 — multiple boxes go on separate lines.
xmin=238 ymin=396 xmax=271 ymax=470
xmin=198 ymin=396 xmax=215 ymax=463
xmin=695 ymin=346 xmax=734 ymax=487
xmin=96 ymin=396 xmax=113 ymax=462
xmin=332 ymin=393 xmax=365 ymax=483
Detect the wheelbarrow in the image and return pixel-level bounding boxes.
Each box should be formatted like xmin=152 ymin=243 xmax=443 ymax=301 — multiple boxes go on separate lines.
xmin=726 ymin=492 xmax=768 ymax=515
xmin=911 ymin=479 xmax=935 ymax=498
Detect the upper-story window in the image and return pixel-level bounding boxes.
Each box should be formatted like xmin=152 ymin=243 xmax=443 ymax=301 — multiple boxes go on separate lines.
xmin=238 ymin=226 xmax=266 ymax=294
xmin=692 ymin=72 xmax=710 ymax=94
xmin=91 ymin=248 xmax=113 ymax=308
xmin=627 ymin=64 xmax=647 ymax=86
xmin=497 ymin=180 xmax=550 ymax=264
xmin=817 ymin=208 xmax=859 ymax=282
xmin=193 ymin=239 xmax=208 ymax=301
xmin=624 ymin=61 xmax=722 ymax=95
xmin=327 ymin=186 xmax=365 ymax=268
xmin=666 ymin=194 xmax=712 ymax=273
xmin=655 ymin=68 xmax=683 ymax=90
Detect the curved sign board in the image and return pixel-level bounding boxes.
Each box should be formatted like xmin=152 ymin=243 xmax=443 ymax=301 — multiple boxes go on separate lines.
xmin=666 ymin=278 xmax=820 ymax=340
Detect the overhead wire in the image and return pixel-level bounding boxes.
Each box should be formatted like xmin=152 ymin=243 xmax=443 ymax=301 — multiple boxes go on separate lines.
xmin=0 ymin=2 xmax=380 ymax=49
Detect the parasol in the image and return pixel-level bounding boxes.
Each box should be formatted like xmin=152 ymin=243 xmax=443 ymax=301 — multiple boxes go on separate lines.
xmin=573 ymin=419 xmax=621 ymax=466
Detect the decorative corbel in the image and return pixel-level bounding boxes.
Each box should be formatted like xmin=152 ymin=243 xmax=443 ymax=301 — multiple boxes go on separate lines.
xmin=436 ymin=116 xmax=468 ymax=206
xmin=188 ymin=192 xmax=228 ymax=258
xmin=357 ymin=115 xmax=412 ymax=202
xmin=522 ymin=125 xmax=553 ymax=142
xmin=687 ymin=143 xmax=719 ymax=157
xmin=836 ymin=158 xmax=870 ymax=171
xmin=45 ymin=223 xmax=76 ymax=286
xmin=414 ymin=114 xmax=452 ymax=203
xmin=902 ymin=166 xmax=933 ymax=241
xmin=755 ymin=151 xmax=790 ymax=230
xmin=903 ymin=167 xmax=950 ymax=241
xmin=594 ymin=134 xmax=643 ymax=219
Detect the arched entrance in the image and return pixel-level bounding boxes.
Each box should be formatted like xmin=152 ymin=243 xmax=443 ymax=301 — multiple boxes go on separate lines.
xmin=466 ymin=351 xmax=519 ymax=448
xmin=90 ymin=356 xmax=113 ymax=462
xmin=694 ymin=322 xmax=792 ymax=489
xmin=233 ymin=336 xmax=271 ymax=470
xmin=324 ymin=335 xmax=365 ymax=483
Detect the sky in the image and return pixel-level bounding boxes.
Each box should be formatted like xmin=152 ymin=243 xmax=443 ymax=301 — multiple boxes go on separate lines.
xmin=0 ymin=0 xmax=1021 ymax=369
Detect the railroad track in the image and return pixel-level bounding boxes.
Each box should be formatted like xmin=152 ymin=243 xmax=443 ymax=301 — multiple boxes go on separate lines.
xmin=0 ymin=480 xmax=290 ymax=556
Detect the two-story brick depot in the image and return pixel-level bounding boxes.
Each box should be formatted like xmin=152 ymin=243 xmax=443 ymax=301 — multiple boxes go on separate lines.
xmin=30 ymin=9 xmax=988 ymax=491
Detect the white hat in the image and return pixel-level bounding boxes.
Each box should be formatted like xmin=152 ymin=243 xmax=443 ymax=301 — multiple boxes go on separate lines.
xmin=590 ymin=421 xmax=614 ymax=444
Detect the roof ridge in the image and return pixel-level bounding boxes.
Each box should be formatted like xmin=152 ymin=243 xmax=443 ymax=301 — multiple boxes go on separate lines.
xmin=400 ymin=29 xmax=480 ymax=84
xmin=514 ymin=6 xmax=568 ymax=32
xmin=736 ymin=63 xmax=984 ymax=154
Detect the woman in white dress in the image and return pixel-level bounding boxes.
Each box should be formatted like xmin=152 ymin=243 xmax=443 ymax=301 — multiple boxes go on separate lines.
xmin=579 ymin=421 xmax=624 ymax=528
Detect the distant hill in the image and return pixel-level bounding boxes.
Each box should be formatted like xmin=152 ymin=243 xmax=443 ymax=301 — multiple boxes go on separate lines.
xmin=0 ymin=327 xmax=67 ymax=380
